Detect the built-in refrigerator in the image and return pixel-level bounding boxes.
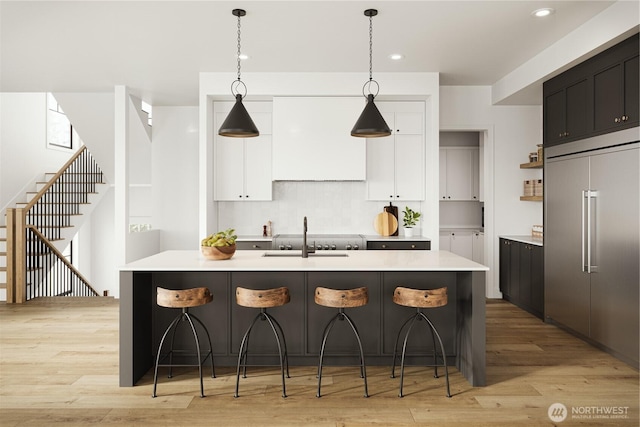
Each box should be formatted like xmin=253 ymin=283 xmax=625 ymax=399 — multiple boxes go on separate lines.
xmin=545 ymin=127 xmax=639 ymax=368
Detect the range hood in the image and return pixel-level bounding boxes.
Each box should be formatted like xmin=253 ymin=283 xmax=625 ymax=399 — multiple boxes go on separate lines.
xmin=272 ymin=97 xmax=367 ymax=181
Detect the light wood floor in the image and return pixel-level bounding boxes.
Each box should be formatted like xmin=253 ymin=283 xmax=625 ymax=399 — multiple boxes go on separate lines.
xmin=0 ymin=298 xmax=637 ymax=426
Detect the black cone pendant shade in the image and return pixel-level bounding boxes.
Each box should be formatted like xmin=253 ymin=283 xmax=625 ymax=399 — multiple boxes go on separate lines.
xmin=218 ymin=94 xmax=259 ymax=138
xmin=351 ymin=9 xmax=391 ymax=138
xmin=351 ymin=94 xmax=391 ymax=137
xmin=218 ymin=8 xmax=259 ymax=138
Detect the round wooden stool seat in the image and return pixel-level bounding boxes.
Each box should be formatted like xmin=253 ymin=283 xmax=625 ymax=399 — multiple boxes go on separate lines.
xmin=157 ymin=287 xmax=213 ymax=309
xmin=393 ymin=286 xmax=447 ymax=309
xmin=235 ymin=286 xmax=290 ymax=308
xmin=314 ymin=286 xmax=369 ymax=308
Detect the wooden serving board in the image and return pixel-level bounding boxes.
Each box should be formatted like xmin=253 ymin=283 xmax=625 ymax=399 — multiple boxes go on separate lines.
xmin=374 ymin=212 xmax=398 ymax=236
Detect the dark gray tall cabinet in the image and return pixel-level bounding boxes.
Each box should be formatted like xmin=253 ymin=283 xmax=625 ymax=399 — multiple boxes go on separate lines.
xmin=544 ymin=32 xmax=640 ymax=369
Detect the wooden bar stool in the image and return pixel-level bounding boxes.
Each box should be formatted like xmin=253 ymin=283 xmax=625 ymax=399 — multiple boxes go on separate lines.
xmin=314 ymin=286 xmax=369 ymax=398
xmin=234 ymin=286 xmax=290 ymax=398
xmin=390 ymin=286 xmax=451 ymax=398
xmin=152 ymin=287 xmax=215 ymax=398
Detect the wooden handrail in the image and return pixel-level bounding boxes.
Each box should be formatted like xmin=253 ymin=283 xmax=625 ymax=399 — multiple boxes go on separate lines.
xmin=26 ymin=225 xmax=99 ymax=297
xmin=24 ymin=146 xmax=88 ymax=211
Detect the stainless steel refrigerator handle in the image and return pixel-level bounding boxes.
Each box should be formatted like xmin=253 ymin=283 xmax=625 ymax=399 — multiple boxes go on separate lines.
xmin=586 ymin=190 xmax=592 ymax=274
xmin=587 ymin=190 xmax=598 ymax=273
xmin=582 ymin=190 xmax=587 ymax=272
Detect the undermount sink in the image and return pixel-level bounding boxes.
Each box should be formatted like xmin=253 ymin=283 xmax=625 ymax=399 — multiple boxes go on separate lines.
xmin=262 ymin=251 xmax=349 ymax=258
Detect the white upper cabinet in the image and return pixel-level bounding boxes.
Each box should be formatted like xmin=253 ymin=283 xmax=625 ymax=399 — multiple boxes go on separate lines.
xmin=366 ymin=102 xmax=425 ymax=201
xmin=272 ymin=97 xmax=366 ymax=181
xmin=440 ymin=147 xmax=479 ymax=201
xmin=214 ymin=102 xmax=273 ymax=201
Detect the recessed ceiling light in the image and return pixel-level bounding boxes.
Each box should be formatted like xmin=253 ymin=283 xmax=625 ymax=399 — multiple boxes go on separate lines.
xmin=389 ymin=53 xmax=404 ymax=61
xmin=239 ymin=54 xmax=249 ymax=60
xmin=532 ymin=8 xmax=554 ymax=17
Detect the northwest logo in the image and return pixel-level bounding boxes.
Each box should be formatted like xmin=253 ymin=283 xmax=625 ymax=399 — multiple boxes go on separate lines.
xmin=548 ymin=403 xmax=568 ymax=422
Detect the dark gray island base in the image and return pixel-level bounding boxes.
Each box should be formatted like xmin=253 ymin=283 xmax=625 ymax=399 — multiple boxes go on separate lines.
xmin=119 ymin=250 xmax=487 ymax=388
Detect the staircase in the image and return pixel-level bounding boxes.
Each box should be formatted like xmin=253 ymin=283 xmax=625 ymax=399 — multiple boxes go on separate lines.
xmin=3 ymin=146 xmax=108 ymax=303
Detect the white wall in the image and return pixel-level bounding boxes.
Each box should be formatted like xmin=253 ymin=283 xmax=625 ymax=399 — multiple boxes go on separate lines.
xmin=440 ymin=86 xmax=542 ymax=298
xmin=0 ymin=93 xmax=74 ymax=212
xmin=151 ymin=106 xmax=200 ymax=250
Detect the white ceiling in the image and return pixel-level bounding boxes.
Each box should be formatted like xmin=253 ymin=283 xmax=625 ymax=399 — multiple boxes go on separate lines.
xmin=0 ymin=0 xmax=617 ymax=106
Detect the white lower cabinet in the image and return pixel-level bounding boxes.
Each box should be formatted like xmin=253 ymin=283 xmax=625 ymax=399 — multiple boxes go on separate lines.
xmin=214 ymin=102 xmax=273 ymax=201
xmin=472 ymin=232 xmax=484 ymax=263
xmin=440 ymin=230 xmax=474 ymax=260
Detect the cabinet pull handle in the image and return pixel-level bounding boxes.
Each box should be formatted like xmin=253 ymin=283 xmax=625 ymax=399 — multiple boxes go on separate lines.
xmin=615 ymin=117 xmax=621 ymax=123
xmin=381 ymin=244 xmax=387 ymax=249
xmin=622 ymin=115 xmax=628 ymax=122
xmin=411 ymin=244 xmax=416 ymax=249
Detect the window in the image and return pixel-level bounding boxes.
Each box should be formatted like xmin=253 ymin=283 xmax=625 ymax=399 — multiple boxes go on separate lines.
xmin=47 ymin=93 xmax=72 ymax=149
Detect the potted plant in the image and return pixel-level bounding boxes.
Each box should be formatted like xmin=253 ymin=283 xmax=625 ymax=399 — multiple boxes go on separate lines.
xmin=402 ymin=206 xmax=421 ymax=237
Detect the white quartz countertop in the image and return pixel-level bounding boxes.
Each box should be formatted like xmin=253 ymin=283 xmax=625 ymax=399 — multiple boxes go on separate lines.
xmin=500 ymin=235 xmax=544 ymax=246
xmin=120 ymin=250 xmax=489 ymax=272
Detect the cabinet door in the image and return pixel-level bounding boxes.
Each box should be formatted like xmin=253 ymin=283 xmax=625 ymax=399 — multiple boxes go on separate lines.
xmin=450 ymin=231 xmax=473 ymax=259
xmin=443 ymin=148 xmax=474 ymax=200
xmin=244 ymin=135 xmax=272 ymax=200
xmin=544 ymin=89 xmax=566 ymax=146
xmin=215 ymin=135 xmax=245 ymax=200
xmin=366 ymin=135 xmax=395 ymax=200
xmin=499 ymin=239 xmax=510 ymax=296
xmin=394 ymin=112 xmax=423 ymax=134
xmin=508 ymin=241 xmax=521 ymax=302
xmin=519 ymin=244 xmax=532 ymax=309
xmin=439 ymin=232 xmax=451 ymax=252
xmin=472 ymin=232 xmax=484 ymax=263
xmin=471 ymin=148 xmax=480 ymax=200
xmin=594 ymin=64 xmax=623 ymax=133
xmin=530 ymin=245 xmax=544 ymax=317
xmin=394 ymin=134 xmax=424 ymax=200
xmin=439 ymin=148 xmax=447 ymax=200
xmin=565 ymin=79 xmax=589 ymax=141
xmin=624 ymin=55 xmax=639 ymax=126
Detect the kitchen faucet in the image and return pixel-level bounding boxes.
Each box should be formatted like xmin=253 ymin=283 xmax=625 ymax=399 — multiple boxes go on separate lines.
xmin=302 ymin=216 xmax=315 ymax=258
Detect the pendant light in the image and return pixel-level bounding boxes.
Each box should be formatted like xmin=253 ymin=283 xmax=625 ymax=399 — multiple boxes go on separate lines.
xmin=351 ymin=9 xmax=391 ymax=138
xmin=218 ymin=9 xmax=259 ymax=138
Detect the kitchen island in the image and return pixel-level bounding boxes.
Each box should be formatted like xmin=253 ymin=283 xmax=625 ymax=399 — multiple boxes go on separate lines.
xmin=119 ymin=250 xmax=488 ymax=387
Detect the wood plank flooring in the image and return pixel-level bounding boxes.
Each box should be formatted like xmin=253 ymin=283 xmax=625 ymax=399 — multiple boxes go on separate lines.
xmin=0 ymin=298 xmax=637 ymax=426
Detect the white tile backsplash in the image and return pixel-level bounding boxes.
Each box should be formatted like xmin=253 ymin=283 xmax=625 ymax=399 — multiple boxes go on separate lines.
xmin=217 ymin=181 xmax=421 ymax=236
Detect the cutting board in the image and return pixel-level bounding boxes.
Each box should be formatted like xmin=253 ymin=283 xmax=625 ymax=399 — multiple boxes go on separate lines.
xmin=374 ymin=212 xmax=398 ymax=236
xmin=384 ymin=203 xmax=399 ymax=236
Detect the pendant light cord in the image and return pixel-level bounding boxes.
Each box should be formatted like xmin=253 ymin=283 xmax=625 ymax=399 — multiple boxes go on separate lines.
xmin=369 ymin=13 xmax=373 ymax=82
xmin=237 ymin=13 xmax=242 ymax=82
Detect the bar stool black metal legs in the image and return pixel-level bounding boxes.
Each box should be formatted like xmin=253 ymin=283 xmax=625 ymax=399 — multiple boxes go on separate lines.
xmin=390 ymin=286 xmax=451 ymax=398
xmin=234 ymin=286 xmax=290 ymax=398
xmin=315 ymin=286 xmax=369 ymax=398
xmin=152 ymin=287 xmax=215 ymax=398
